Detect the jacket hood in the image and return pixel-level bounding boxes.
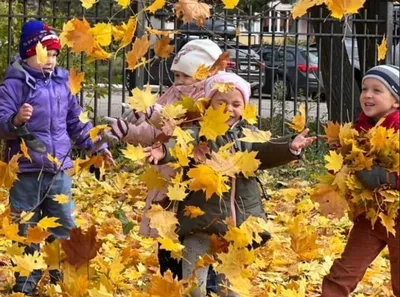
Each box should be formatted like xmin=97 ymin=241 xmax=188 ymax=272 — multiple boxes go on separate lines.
xmin=3 ymin=56 xmax=68 ymax=89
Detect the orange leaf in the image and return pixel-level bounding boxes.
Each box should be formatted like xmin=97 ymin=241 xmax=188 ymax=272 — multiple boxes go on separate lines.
xmin=154 ymin=36 xmax=174 ymax=58
xmin=287 ymin=104 xmax=306 ymax=132
xmin=26 ymin=226 xmax=51 ymax=244
xmin=1 ymin=217 xmax=25 ymax=243
xmin=20 ymin=139 xmax=32 ymax=162
xmin=311 ymin=184 xmax=348 ymax=218
xmin=69 ymin=67 xmax=85 ymax=95
xmin=0 ymin=154 xmax=22 ymax=189
xmin=174 ymin=0 xmax=210 ymax=26
xmin=323 ymin=121 xmax=341 ymax=147
xmin=377 ymin=35 xmax=387 ymax=62
xmin=183 ymin=205 xmax=205 ymax=218
xmin=209 ymin=52 xmax=230 ymax=76
xmin=61 ymin=226 xmax=102 ymax=268
xmin=114 ymin=17 xmax=137 ymax=50
xmin=63 ymin=18 xmax=96 ymax=54
xmin=327 ymin=0 xmax=366 ymax=20
xmin=145 ymin=0 xmax=166 ymax=13
xmin=126 ymin=35 xmax=151 ymax=70
xmin=292 ymin=0 xmax=325 ymax=19
xmin=148 ymin=270 xmax=184 ymax=297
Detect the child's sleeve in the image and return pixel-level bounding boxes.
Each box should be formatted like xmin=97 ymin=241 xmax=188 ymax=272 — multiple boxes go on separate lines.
xmin=253 ymin=136 xmax=301 ymax=169
xmin=123 ymin=121 xmax=158 ymax=146
xmin=66 ymin=92 xmax=106 ymax=152
xmin=0 ymin=84 xmax=20 ymax=140
xmin=356 ymin=165 xmax=400 ymax=190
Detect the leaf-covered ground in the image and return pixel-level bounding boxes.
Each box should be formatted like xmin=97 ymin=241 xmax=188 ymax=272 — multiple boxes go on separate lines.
xmin=0 ymin=161 xmax=393 ymax=297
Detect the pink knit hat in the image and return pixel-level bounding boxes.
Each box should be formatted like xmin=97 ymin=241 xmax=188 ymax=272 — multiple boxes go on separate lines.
xmin=204 ymin=72 xmax=251 ymax=104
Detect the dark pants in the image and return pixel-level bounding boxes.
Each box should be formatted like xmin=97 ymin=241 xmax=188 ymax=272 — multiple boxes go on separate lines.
xmin=322 ymin=216 xmax=400 ymax=297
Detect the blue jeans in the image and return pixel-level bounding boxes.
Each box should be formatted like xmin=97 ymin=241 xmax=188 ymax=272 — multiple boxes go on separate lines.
xmin=10 ymin=171 xmax=76 ymax=294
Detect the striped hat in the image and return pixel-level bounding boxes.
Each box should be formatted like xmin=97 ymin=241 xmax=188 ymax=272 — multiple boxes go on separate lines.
xmin=362 ymin=65 xmax=399 ymax=101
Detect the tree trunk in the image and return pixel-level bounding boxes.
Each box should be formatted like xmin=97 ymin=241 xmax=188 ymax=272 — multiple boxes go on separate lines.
xmin=310 ymin=6 xmax=361 ymax=123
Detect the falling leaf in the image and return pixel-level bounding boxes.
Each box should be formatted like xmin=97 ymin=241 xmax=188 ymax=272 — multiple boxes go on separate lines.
xmin=287 ymin=104 xmax=306 ymax=132
xmin=154 ymin=36 xmax=174 ymax=58
xmin=1 ymin=217 xmax=25 ymax=243
xmin=146 ymin=27 xmax=180 ymax=36
xmin=327 ymin=0 xmax=366 ymax=20
xmin=324 ymin=150 xmax=343 ymax=173
xmin=146 ymin=0 xmax=166 ymax=13
xmin=183 ymin=205 xmax=205 ymax=218
xmin=44 ymin=240 xmax=65 ymax=270
xmin=126 ymin=35 xmax=150 ymax=70
xmin=79 ymin=110 xmax=90 ymax=123
xmin=69 ymin=67 xmax=85 ymax=95
xmin=167 ymin=183 xmax=187 ymax=201
xmin=62 ymin=18 xmax=96 ymax=54
xmin=121 ymin=144 xmax=146 ymax=162
xmin=193 ymin=64 xmax=210 ymax=80
xmin=200 ymin=105 xmax=230 ymax=141
xmin=377 ymin=35 xmax=387 ymax=62
xmin=81 ymin=0 xmax=96 ymax=9
xmin=140 ymin=166 xmax=166 ymax=191
xmin=235 ymin=27 xmax=241 ymax=37
xmin=26 ymin=226 xmax=51 ymax=244
xmin=292 ymin=0 xmax=325 ymax=19
xmin=193 ymin=142 xmax=210 ymax=163
xmin=88 ymin=42 xmax=112 ymax=62
xmin=20 ymin=211 xmax=35 ymax=223
xmin=61 ymin=226 xmax=102 ymax=268
xmin=146 ymin=204 xmax=179 ymax=240
xmin=311 ymin=184 xmax=348 ymax=218
xmin=113 ymin=17 xmax=137 ymax=50
xmin=323 ymin=121 xmax=341 ymax=146
xmin=233 ymin=151 xmax=261 ymax=178
xmin=209 ymin=52 xmax=230 ymax=76
xmin=88 ymin=125 xmax=111 ymax=142
xmin=128 ymin=84 xmax=158 ymax=113
xmin=162 ymin=104 xmax=187 ymax=120
xmin=54 ymin=194 xmax=70 ymax=204
xmin=0 ymin=153 xmax=21 ymax=189
xmin=239 ymin=128 xmax=271 ymax=143
xmin=174 ymin=0 xmax=210 ymax=26
xmin=36 ymin=42 xmax=48 ymax=65
xmin=13 ymin=252 xmax=47 ymax=277
xmin=20 ymin=139 xmax=32 ymax=162
xmin=116 ymin=0 xmax=130 ymax=9
xmin=242 ymin=104 xmax=257 ymax=125
xmin=90 ymin=23 xmax=112 ymax=46
xmin=158 ymin=238 xmax=184 ymax=258
xmin=212 ymin=82 xmax=235 ymax=93
xmin=222 ymin=0 xmax=239 ymax=9
xmin=37 ymin=216 xmax=62 ymax=230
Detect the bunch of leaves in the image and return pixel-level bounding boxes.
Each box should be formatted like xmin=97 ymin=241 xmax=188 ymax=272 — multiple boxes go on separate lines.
xmin=312 ymin=120 xmax=400 ymax=236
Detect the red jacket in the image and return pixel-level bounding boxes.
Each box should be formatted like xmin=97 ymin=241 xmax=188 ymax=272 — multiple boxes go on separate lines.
xmin=354 ymin=110 xmax=400 ymax=189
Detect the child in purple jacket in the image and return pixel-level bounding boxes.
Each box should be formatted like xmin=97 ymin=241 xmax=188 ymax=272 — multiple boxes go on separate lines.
xmin=0 ymin=20 xmax=113 ymax=295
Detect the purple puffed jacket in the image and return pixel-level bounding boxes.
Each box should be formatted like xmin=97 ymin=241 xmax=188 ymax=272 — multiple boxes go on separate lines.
xmin=0 ymin=58 xmax=105 ymax=173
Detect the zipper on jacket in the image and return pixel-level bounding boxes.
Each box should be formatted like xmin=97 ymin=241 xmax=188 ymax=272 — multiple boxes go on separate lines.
xmin=57 ymin=92 xmax=61 ymax=115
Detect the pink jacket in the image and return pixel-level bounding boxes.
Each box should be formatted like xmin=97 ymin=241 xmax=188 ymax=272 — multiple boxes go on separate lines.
xmin=123 ymin=82 xmax=205 ymax=237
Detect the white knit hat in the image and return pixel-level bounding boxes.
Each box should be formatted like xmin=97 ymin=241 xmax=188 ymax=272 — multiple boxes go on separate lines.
xmin=171 ymin=39 xmax=222 ymax=77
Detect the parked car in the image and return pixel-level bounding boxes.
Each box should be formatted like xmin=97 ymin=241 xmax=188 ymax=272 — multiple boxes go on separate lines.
xmin=145 ymin=37 xmax=265 ymax=95
xmin=252 ymin=44 xmax=324 ymax=100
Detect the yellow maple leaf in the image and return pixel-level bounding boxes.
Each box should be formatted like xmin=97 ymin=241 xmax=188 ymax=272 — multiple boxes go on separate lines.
xmin=88 ymin=42 xmax=112 ymax=62
xmin=128 ymin=84 xmax=157 ymax=113
xmin=20 ymin=139 xmax=32 ymax=162
xmin=53 ymin=194 xmax=70 ymax=204
xmin=170 ymin=144 xmax=193 ymax=167
xmin=339 ymin=122 xmax=358 ymax=146
xmin=63 ymin=18 xmax=96 ymax=55
xmin=47 ymin=153 xmax=61 ymax=167
xmin=162 ymin=103 xmax=187 ymax=120
xmin=146 ymin=27 xmax=180 ymax=36
xmin=233 ymin=151 xmax=261 ymax=178
xmin=88 ymin=124 xmax=111 ymax=142
xmin=290 ymin=232 xmax=321 ymax=261
xmin=239 ymin=127 xmax=272 ymax=143
xmin=113 ymin=17 xmax=137 ymax=50
xmin=140 ymin=166 xmax=166 ymax=191
xmin=79 ymin=110 xmax=90 ymax=123
xmin=35 ymin=42 xmax=48 ymax=65
xmin=193 ymin=64 xmax=210 ymax=80
xmin=222 ymin=0 xmax=239 ymax=9
xmin=13 ymin=251 xmax=47 ymax=277
xmin=187 ymin=164 xmax=230 ymax=199
xmin=377 ymin=35 xmax=387 ymax=62
xmin=292 ymin=0 xmax=325 ymax=19
xmin=379 ymin=212 xmax=396 ymax=237
xmin=126 ymin=35 xmax=150 ymax=70
xmin=0 ymin=153 xmax=21 ymax=189
xmin=7 ymin=243 xmax=24 ymax=257
xmin=146 ymin=204 xmax=179 ymax=240
xmin=44 ymin=240 xmax=65 ymax=270
xmin=121 ymin=143 xmax=146 ymax=162
xmin=69 ymin=67 xmax=85 ymax=95
xmin=167 ymin=183 xmax=188 ymax=201
xmin=200 ymin=105 xmax=230 ymax=141
xmin=327 ymin=0 xmax=366 ymax=20
xmin=116 ymin=0 xmax=130 ymax=8
xmin=20 ymin=211 xmax=35 ymax=223
xmin=173 ymin=126 xmax=194 ymax=149
xmin=174 ymin=0 xmax=210 ymax=26
xmin=89 ymin=22 xmax=112 ymax=46
xmin=146 ymin=0 xmax=166 ymax=13
xmin=81 ymin=0 xmax=96 ymax=9
xmin=26 ymin=225 xmax=51 ymax=244
xmin=287 ymin=104 xmax=306 ymax=132
xmin=148 ymin=270 xmax=184 ymax=297
xmin=323 ymin=121 xmax=341 ymax=146
xmin=242 ymin=104 xmax=258 ymax=125
xmin=37 ymin=216 xmax=62 ymax=230
xmin=324 ymin=150 xmax=343 ymax=173
xmin=183 ymin=205 xmax=205 ymax=218
xmin=212 ymin=82 xmax=235 ymax=93
xmin=224 ymin=226 xmax=249 ymax=248
xmin=1 ymin=217 xmax=25 ymax=243
xmin=158 ymin=237 xmax=184 ymax=259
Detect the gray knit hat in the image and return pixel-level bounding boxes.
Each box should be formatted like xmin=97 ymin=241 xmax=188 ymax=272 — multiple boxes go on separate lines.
xmin=362 ymin=65 xmax=400 ymax=101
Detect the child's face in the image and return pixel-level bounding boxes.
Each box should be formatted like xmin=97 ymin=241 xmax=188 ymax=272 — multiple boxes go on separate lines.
xmin=210 ymin=89 xmax=245 ymax=126
xmin=173 ymin=71 xmax=198 ymax=86
xmin=360 ymin=78 xmax=399 ymax=120
xmin=25 ymin=49 xmax=58 ymax=73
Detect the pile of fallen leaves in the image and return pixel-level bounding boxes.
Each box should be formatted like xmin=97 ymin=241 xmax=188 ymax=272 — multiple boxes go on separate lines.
xmin=312 ymin=121 xmax=399 ymax=236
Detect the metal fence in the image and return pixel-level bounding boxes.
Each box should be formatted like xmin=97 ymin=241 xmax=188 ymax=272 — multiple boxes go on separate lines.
xmin=0 ymin=0 xmax=399 ymax=136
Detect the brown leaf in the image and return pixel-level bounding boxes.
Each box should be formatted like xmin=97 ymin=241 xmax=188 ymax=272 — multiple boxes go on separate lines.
xmin=209 ymin=234 xmax=229 ymax=254
xmin=126 ymin=35 xmax=150 ymax=70
xmin=193 ymin=142 xmax=210 ymax=163
xmin=154 ymin=36 xmax=174 ymax=58
xmin=154 ymin=133 xmax=172 ymax=144
xmin=174 ymin=0 xmax=210 ymax=26
xmin=26 ymin=226 xmax=51 ymax=244
xmin=61 ymin=226 xmax=102 ymax=268
xmin=209 ymin=52 xmax=230 ymax=76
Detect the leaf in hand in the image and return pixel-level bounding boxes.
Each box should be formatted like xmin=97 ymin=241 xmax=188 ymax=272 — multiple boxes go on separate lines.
xmin=61 ymin=226 xmax=102 ymax=268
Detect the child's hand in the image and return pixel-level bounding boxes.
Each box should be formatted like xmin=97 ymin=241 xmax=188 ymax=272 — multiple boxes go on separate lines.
xmin=143 ymin=143 xmax=165 ymax=165
xmin=14 ymin=103 xmax=33 ymax=126
xmin=290 ymin=128 xmax=316 ymax=151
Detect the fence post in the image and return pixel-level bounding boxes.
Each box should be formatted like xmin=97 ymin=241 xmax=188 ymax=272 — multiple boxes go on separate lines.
xmin=129 ymin=1 xmax=145 ymax=91
xmin=385 ymin=1 xmax=394 ymax=64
